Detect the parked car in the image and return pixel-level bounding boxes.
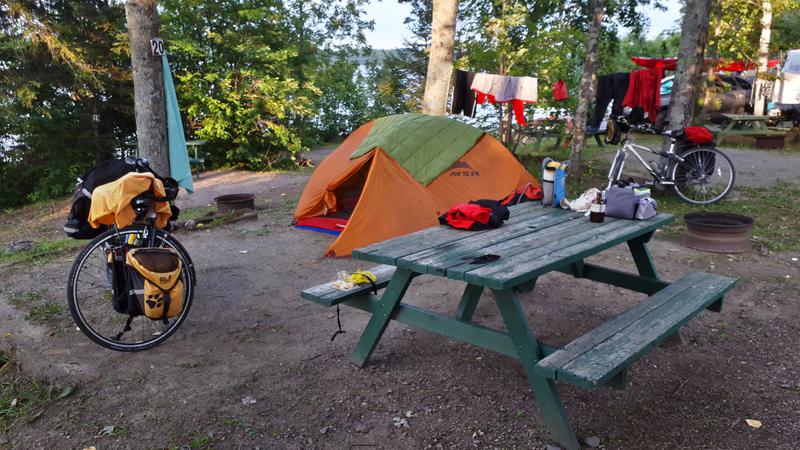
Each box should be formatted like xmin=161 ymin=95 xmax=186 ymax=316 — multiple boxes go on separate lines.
xmin=657 ymin=74 xmax=753 ymax=128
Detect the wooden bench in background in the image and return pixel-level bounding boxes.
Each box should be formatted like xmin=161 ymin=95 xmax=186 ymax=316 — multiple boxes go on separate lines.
xmin=709 ymin=114 xmax=787 ymax=145
xmin=186 ymin=139 xmax=207 ymax=178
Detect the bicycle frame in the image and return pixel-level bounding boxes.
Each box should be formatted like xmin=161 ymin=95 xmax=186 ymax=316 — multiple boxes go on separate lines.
xmin=606 ymin=132 xmax=683 ymax=190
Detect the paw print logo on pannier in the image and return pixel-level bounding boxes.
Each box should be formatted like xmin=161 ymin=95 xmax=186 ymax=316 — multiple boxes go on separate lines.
xmin=146 ymin=291 xmax=164 ymax=310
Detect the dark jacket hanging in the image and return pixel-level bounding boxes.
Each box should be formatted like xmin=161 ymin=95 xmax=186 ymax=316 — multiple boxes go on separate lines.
xmin=451 ymin=70 xmax=477 ymax=117
xmin=591 ymin=72 xmax=630 ymax=128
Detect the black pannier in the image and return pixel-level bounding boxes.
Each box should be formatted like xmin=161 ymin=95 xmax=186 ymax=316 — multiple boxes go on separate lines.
xmin=63 ymin=158 xmax=144 ymax=239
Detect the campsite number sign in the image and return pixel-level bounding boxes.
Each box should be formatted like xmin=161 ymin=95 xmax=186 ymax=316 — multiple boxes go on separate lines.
xmin=150 ymin=38 xmax=165 ymax=56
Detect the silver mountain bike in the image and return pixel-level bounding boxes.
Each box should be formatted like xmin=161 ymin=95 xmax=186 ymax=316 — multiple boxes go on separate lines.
xmin=606 ymin=117 xmax=735 ymax=205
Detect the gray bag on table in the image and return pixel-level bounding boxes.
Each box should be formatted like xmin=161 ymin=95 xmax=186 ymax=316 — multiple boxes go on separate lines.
xmin=605 ymin=184 xmax=657 ymax=220
xmin=605 ymin=185 xmax=638 ymax=219
xmin=634 ymin=197 xmax=657 ymax=220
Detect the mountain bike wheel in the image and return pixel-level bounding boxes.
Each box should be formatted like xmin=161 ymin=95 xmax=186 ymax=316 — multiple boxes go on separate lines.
xmin=671 ymin=148 xmax=735 ymax=205
xmin=67 ymin=225 xmax=195 ymax=352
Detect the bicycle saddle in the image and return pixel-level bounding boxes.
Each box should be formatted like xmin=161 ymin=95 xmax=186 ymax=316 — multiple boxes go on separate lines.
xmin=662 ymin=128 xmax=685 ymax=138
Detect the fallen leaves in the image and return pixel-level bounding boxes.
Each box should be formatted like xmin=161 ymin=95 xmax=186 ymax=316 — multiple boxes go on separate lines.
xmin=391 ymin=417 xmax=409 ymax=428
xmin=746 ymin=419 xmax=762 ymax=428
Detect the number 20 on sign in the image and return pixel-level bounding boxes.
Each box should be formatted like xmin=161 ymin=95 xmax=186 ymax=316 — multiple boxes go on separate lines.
xmin=150 ymin=38 xmax=165 ymax=56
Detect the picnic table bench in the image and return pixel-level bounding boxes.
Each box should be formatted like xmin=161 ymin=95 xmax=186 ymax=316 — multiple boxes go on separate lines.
xmin=301 ymin=203 xmax=736 ymax=449
xmin=708 ymin=113 xmax=787 ymax=144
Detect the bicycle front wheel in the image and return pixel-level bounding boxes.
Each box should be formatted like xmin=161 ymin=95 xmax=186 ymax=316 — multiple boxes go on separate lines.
xmin=67 ymin=225 xmax=195 ymax=352
xmin=671 ymin=148 xmax=735 ymax=205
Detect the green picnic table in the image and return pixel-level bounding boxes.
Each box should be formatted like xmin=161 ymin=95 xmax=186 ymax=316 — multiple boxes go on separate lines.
xmin=301 ymin=202 xmax=736 ymax=449
xmin=186 ymin=139 xmax=207 ymax=177
xmin=709 ymin=113 xmax=786 ymax=144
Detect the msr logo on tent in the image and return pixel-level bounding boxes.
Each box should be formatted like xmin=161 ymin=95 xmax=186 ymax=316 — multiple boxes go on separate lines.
xmin=449 ymin=161 xmax=480 ymax=177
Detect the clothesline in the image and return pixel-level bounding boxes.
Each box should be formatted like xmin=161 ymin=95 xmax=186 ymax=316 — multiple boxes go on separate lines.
xmin=450 ymin=70 xmax=568 ymax=126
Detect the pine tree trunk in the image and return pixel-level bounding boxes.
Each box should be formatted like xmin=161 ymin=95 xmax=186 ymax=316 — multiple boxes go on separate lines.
xmin=666 ymin=0 xmax=712 ymax=130
xmin=125 ymin=0 xmax=168 ymax=175
xmin=753 ymin=0 xmax=773 ymax=116
xmin=421 ymin=0 xmax=457 ymax=116
xmin=568 ymin=0 xmax=605 ymax=177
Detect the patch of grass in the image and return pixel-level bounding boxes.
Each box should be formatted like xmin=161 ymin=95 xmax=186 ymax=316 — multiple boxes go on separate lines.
xmin=0 ymin=238 xmax=82 ymax=266
xmin=654 ymin=181 xmax=800 ymax=251
xmin=0 ymin=357 xmax=75 ymax=432
xmin=204 ymin=209 xmax=252 ymax=228
xmin=179 ymin=206 xmax=215 ymax=222
xmin=219 ymin=417 xmax=240 ymax=426
xmin=24 ymin=304 xmax=61 ymax=322
xmin=9 ymin=290 xmax=62 ymax=323
xmin=189 ymin=432 xmax=215 ymax=449
xmin=110 ymin=426 xmax=129 ymax=438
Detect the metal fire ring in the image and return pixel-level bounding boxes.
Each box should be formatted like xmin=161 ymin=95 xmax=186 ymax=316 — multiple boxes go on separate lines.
xmin=214 ymin=193 xmax=256 ymax=213
xmin=682 ymin=212 xmax=754 ymax=253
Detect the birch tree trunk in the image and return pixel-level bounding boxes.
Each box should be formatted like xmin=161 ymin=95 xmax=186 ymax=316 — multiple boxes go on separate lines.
xmin=703 ymin=4 xmax=723 ymax=116
xmin=753 ymin=0 xmax=773 ymax=116
xmin=567 ymin=0 xmax=605 ymax=177
xmin=421 ymin=0 xmax=457 ymax=116
xmin=666 ymin=0 xmax=712 ymax=130
xmin=125 ymin=0 xmax=169 ymax=175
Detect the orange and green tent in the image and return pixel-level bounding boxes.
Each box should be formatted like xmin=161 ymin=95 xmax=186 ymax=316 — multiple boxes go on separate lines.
xmin=293 ymin=114 xmax=539 ymax=256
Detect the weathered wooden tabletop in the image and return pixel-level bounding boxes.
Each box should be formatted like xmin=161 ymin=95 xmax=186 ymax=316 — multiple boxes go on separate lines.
xmin=354 ymin=202 xmax=674 ymax=290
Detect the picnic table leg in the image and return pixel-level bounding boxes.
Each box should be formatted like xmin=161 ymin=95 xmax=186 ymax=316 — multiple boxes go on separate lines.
xmin=717 ymin=119 xmax=736 ymax=145
xmin=351 ymin=268 xmax=415 ymax=367
xmin=493 ymin=288 xmax=580 ymax=450
xmin=627 ymin=232 xmax=659 ymax=280
xmin=533 ymin=135 xmax=544 ymax=153
xmin=627 ymin=234 xmax=686 ymax=344
xmin=455 ymin=284 xmax=483 ymax=322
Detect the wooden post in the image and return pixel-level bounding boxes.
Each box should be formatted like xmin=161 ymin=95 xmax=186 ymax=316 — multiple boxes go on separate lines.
xmin=125 ymin=0 xmax=169 ymax=175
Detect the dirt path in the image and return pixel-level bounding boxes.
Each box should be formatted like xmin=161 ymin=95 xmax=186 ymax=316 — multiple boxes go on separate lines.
xmin=1 ymin=168 xmax=799 ymax=449
xmin=718 ymin=147 xmax=800 ymax=188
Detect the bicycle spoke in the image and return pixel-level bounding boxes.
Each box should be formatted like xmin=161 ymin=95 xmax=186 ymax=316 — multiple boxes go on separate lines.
xmin=672 ymin=149 xmax=734 ymax=205
xmin=69 ymin=227 xmax=193 ymax=351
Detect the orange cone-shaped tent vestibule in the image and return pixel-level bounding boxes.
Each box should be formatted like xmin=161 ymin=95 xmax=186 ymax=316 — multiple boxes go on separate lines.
xmin=293 ymin=114 xmax=540 ymax=256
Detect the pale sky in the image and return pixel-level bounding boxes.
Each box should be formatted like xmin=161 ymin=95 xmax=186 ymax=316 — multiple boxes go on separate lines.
xmin=363 ymin=1 xmax=683 ymax=49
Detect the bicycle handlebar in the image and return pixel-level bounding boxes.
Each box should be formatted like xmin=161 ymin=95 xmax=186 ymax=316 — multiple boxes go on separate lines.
xmin=614 ymin=115 xmax=659 ymax=134
xmin=127 ymin=157 xmax=180 ymax=202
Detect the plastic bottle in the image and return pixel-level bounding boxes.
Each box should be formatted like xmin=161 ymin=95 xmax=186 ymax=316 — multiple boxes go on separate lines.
xmin=542 ymin=166 xmax=556 ymax=206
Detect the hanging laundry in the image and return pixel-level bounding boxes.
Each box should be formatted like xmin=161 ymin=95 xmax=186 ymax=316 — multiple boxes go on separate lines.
xmin=591 ymin=72 xmax=629 ymax=129
xmin=552 ymin=80 xmax=568 ymax=101
xmin=470 ymin=73 xmax=538 ymax=126
xmin=451 ymin=70 xmax=477 ymax=117
xmin=622 ymin=67 xmax=663 ymax=124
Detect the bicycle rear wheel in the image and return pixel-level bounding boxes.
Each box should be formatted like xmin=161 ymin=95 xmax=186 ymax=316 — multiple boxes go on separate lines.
xmin=671 ymin=148 xmax=735 ymax=205
xmin=67 ymin=225 xmax=195 ymax=351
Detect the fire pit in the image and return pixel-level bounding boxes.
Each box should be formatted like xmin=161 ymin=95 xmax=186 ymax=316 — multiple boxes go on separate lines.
xmin=683 ymin=212 xmax=754 ymax=253
xmin=214 ymin=193 xmax=255 ymax=213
